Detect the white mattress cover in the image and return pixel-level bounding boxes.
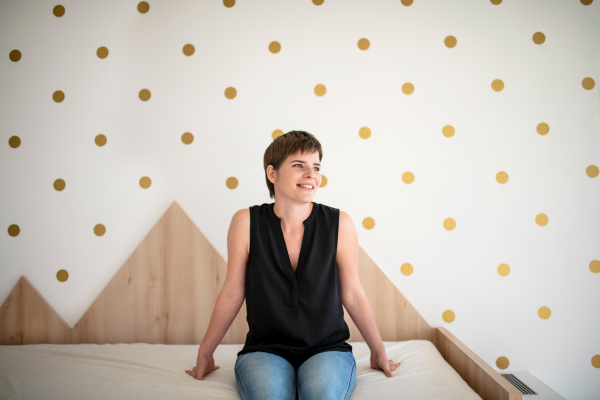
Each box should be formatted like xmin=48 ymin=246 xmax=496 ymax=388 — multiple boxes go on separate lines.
xmin=0 ymin=340 xmax=482 ymax=399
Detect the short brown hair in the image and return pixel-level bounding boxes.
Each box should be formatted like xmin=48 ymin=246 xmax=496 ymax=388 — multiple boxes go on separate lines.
xmin=263 ymin=130 xmax=323 ymax=199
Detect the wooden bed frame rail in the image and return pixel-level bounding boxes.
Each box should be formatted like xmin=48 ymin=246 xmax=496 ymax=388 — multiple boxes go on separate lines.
xmin=433 ymin=327 xmax=522 ymax=400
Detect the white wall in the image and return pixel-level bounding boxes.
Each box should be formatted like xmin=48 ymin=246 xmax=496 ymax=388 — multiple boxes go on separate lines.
xmin=1 ymin=0 xmax=599 ymax=398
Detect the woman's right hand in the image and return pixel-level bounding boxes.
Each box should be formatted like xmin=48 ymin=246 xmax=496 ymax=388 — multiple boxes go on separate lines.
xmin=185 ymin=351 xmax=220 ymax=380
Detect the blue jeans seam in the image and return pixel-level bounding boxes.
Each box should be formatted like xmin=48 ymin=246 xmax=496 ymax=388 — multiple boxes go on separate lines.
xmin=345 ymin=351 xmax=354 ymax=366
xmin=234 ymin=369 xmax=249 ymax=400
xmin=342 ymin=362 xmax=356 ymax=400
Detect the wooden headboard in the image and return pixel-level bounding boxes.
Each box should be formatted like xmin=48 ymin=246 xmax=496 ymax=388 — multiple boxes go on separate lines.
xmin=0 ymin=201 xmax=521 ymax=400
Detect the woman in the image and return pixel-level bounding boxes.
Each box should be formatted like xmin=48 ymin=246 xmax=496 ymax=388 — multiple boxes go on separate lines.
xmin=186 ymin=130 xmax=400 ymax=399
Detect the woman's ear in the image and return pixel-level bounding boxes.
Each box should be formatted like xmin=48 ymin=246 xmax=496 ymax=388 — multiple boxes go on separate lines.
xmin=267 ymin=165 xmax=276 ymax=184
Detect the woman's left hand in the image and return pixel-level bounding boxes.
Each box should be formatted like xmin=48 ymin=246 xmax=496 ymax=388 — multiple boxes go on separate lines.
xmin=370 ymin=351 xmax=401 ymax=377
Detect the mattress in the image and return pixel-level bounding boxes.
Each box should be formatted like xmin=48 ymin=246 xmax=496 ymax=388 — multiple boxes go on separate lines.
xmin=0 ymin=340 xmax=483 ymax=400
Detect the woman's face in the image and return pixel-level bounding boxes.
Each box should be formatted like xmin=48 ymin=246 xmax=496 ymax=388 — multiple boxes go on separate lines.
xmin=270 ymin=151 xmax=322 ymax=202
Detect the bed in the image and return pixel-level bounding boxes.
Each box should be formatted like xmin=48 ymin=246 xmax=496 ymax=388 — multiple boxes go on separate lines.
xmin=0 ymin=202 xmax=522 ymax=400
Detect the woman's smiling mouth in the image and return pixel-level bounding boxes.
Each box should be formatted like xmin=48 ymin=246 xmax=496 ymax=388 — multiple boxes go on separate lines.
xmin=297 ymin=184 xmax=314 ymax=190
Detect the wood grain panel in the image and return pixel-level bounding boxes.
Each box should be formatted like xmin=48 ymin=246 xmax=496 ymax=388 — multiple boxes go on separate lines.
xmin=0 ymin=276 xmax=70 ymax=345
xmin=70 ymin=201 xmax=248 ymax=344
xmin=343 ymin=246 xmax=432 ymax=342
xmin=433 ymin=327 xmax=522 ymax=400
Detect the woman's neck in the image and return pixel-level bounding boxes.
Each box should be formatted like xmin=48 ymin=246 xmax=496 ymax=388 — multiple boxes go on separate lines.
xmin=273 ymin=201 xmax=313 ymax=229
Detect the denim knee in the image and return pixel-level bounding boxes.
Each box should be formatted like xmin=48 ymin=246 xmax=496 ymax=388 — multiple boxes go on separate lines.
xmin=234 ymin=352 xmax=296 ymax=400
xmin=297 ymin=351 xmax=356 ymax=400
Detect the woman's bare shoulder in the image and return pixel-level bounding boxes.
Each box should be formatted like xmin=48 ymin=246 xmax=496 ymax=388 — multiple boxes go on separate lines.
xmin=232 ymin=207 xmax=250 ymax=220
xmin=230 ymin=208 xmax=251 ymax=254
xmin=338 ymin=210 xmax=354 ymax=226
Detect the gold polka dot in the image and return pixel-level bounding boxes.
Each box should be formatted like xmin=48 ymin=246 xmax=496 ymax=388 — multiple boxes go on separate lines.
xmin=95 ymin=134 xmax=107 ymax=146
xmin=9 ymin=50 xmax=21 ymax=62
xmin=538 ymin=306 xmax=551 ymax=319
xmin=53 ymin=90 xmax=65 ymax=103
xmin=225 ymin=87 xmax=237 ymax=99
xmin=94 ymin=224 xmax=106 ymax=236
xmin=9 ymin=136 xmax=21 ymax=148
xmin=56 ymin=269 xmax=69 ymax=282
xmin=53 ymin=5 xmax=65 ymax=17
xmin=586 ymin=165 xmax=599 ymax=178
xmin=320 ymin=175 xmax=328 ymax=187
xmin=496 ymin=356 xmax=509 ymax=369
xmin=272 ymin=129 xmax=284 ymax=140
xmin=402 ymin=172 xmax=414 ymax=184
xmin=402 ymin=83 xmax=414 ymax=95
xmin=582 ymin=77 xmax=595 ymax=90
xmin=591 ymin=355 xmax=600 ymax=368
xmin=362 ymin=217 xmax=375 ymax=230
xmin=312 ymin=0 xmax=324 ymax=5
xmin=226 ymin=177 xmax=238 ymax=189
xmin=443 ymin=218 xmax=456 ymax=231
xmin=532 ymin=32 xmax=546 ymax=45
xmin=139 ymin=89 xmax=151 ymax=101
xmin=442 ymin=310 xmax=455 ymax=323
xmin=496 ymin=171 xmax=508 ymax=184
xmin=139 ymin=176 xmax=152 ymax=189
xmin=589 ymin=260 xmax=600 ymax=273
xmin=54 ymin=179 xmax=66 ymax=191
xmin=182 ymin=132 xmax=194 ymax=144
xmin=223 ymin=0 xmax=235 ymax=7
xmin=401 ymin=0 xmax=413 ymax=5
xmin=400 ymin=263 xmax=413 ymax=276
xmin=7 ymin=224 xmax=20 ymax=237
xmin=357 ymin=38 xmax=370 ymax=50
xmin=183 ymin=44 xmax=195 ymax=56
xmin=535 ymin=213 xmax=548 ymax=226
xmin=581 ymin=0 xmax=593 ymax=5
xmin=137 ymin=1 xmax=150 ymax=13
xmin=497 ymin=263 xmax=510 ymax=276
xmin=492 ymin=79 xmax=504 ymax=92
xmin=359 ymin=127 xmax=371 ymax=139
xmin=97 ymin=47 xmax=108 ymax=59
xmin=444 ymin=36 xmax=457 ymax=48
xmin=269 ymin=41 xmax=281 ymax=53
xmin=536 ymin=122 xmax=549 ymax=135
xmin=314 ymin=84 xmax=326 ymax=96
xmin=442 ymin=125 xmax=455 ymax=138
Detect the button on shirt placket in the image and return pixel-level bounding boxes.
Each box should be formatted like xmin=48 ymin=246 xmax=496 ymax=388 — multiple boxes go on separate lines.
xmin=268 ymin=203 xmax=316 ymax=309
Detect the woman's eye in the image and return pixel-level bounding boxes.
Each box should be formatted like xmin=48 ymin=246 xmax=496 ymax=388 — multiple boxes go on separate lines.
xmin=293 ymin=163 xmax=319 ymax=171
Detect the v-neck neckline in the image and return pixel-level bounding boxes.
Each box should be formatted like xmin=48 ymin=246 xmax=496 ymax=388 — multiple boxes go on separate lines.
xmin=267 ymin=202 xmax=317 ymax=283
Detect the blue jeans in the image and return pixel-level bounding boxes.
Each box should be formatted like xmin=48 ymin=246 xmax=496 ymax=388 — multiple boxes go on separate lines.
xmin=234 ymin=350 xmax=356 ymax=400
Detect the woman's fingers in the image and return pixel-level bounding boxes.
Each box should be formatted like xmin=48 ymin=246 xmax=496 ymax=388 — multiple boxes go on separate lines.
xmin=185 ymin=366 xmax=204 ymax=379
xmin=185 ymin=366 xmax=220 ymax=380
xmin=383 ymin=359 xmax=401 ymax=376
xmin=369 ymin=353 xmax=401 ymax=377
xmin=380 ymin=360 xmax=393 ymax=377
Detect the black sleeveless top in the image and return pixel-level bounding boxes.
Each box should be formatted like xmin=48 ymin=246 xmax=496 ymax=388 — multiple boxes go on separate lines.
xmin=237 ymin=201 xmax=352 ymax=371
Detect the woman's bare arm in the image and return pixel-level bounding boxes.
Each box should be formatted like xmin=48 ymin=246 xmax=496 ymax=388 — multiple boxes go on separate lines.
xmin=198 ymin=208 xmax=250 ymax=356
xmin=337 ymin=210 xmax=401 ymax=377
